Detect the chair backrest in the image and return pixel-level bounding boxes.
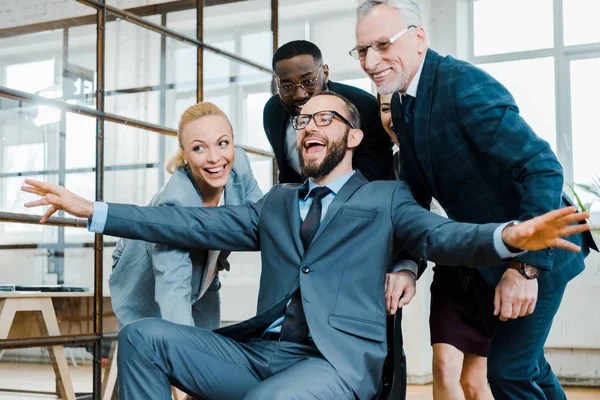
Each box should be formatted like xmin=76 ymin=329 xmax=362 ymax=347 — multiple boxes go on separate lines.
xmin=376 ymin=311 xmax=406 ymax=400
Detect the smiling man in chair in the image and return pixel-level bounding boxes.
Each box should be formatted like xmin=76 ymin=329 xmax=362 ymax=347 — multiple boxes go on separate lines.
xmin=22 ymin=93 xmax=591 ymax=400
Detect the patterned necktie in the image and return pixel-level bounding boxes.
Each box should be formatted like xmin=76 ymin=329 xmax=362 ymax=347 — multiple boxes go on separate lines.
xmin=280 ymin=186 xmax=332 ymax=343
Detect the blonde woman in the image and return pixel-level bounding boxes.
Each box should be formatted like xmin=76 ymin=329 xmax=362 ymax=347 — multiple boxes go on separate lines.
xmin=380 ymin=93 xmax=492 ymax=400
xmin=109 ymin=102 xmax=263 ymax=328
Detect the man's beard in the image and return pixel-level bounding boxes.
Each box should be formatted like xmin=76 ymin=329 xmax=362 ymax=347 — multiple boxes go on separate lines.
xmin=375 ymin=67 xmax=412 ymax=95
xmin=298 ymin=130 xmax=348 ymax=180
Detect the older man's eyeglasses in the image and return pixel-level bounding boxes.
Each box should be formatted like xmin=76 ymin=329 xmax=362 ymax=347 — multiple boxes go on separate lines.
xmin=292 ymin=110 xmax=356 ymax=130
xmin=349 ymin=25 xmax=417 ymax=60
xmin=277 ymin=65 xmax=323 ymax=97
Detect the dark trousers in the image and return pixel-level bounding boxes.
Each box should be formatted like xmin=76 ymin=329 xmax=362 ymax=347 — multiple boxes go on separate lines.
xmin=117 ymin=318 xmax=355 ymax=400
xmin=483 ymin=283 xmax=568 ymax=400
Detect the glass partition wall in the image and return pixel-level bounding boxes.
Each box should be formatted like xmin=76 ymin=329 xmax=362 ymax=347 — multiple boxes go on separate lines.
xmin=0 ymin=1 xmax=277 ymax=398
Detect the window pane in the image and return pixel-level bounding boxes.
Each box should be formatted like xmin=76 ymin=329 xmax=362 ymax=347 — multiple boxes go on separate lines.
xmin=68 ymin=24 xmax=98 ymax=109
xmin=311 ymin=12 xmax=365 ymax=79
xmin=204 ymin=0 xmax=272 ymax=70
xmin=473 ymin=0 xmax=553 ymax=56
xmin=203 ymin=52 xmax=272 ymax=150
xmin=0 ymin=1 xmax=94 ymax=30
xmin=165 ymin=34 xmax=198 ymax=130
xmin=248 ymin=153 xmax=274 ymax=194
xmin=0 ymin=0 xmax=97 ymax=108
xmin=245 ymin=92 xmax=273 ymax=152
xmin=570 ymin=58 xmax=600 ymax=204
xmin=66 ymin=113 xmax=97 ymax=170
xmin=339 ymin=78 xmax=374 ymax=95
xmin=478 ymin=57 xmax=556 ymax=151
xmin=563 ymin=0 xmax=600 ymax=46
xmin=105 ymin=16 xmax=162 ymax=92
xmin=104 ymin=90 xmax=161 ymax=126
xmin=0 ymin=101 xmax=60 ymax=173
xmin=105 ymin=120 xmax=161 ymax=167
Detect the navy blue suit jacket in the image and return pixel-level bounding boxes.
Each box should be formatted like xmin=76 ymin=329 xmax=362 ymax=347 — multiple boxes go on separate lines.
xmin=392 ymin=49 xmax=597 ymax=293
xmin=263 ymin=80 xmax=393 ymax=183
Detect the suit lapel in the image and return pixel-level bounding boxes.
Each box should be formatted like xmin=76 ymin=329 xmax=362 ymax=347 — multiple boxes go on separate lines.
xmin=392 ymin=93 xmax=429 ymax=189
xmin=310 ymin=172 xmax=369 ymax=245
xmin=412 ymin=49 xmax=443 ymax=200
xmin=272 ymin=106 xmax=290 ymax=167
xmin=224 ymin=169 xmax=243 ymax=206
xmin=285 ymin=180 xmax=308 ymax=256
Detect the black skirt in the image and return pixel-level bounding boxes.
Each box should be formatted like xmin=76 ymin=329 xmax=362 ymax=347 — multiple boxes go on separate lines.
xmin=429 ymin=265 xmax=495 ymax=357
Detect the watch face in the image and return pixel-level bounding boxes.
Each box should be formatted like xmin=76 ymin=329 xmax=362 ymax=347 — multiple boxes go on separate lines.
xmin=523 ymin=264 xmax=539 ymax=278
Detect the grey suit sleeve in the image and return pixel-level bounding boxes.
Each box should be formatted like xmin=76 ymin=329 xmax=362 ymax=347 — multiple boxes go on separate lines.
xmin=103 ymin=198 xmax=264 ymax=252
xmin=151 ymin=244 xmax=195 ymax=326
xmin=391 ymin=181 xmax=502 ymax=267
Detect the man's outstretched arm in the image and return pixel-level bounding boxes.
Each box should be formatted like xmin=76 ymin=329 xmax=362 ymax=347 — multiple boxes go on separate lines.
xmin=391 ymin=182 xmax=590 ymax=266
xmin=22 ymin=179 xmax=262 ymax=252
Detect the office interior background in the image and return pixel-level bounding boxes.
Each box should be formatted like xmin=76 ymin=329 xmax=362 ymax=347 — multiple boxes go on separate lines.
xmin=0 ymin=0 xmax=599 ymax=398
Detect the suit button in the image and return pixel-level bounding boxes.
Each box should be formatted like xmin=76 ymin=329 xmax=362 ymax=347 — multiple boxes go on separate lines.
xmin=301 ymin=267 xmax=311 ymax=274
xmin=547 ymin=248 xmax=554 ymax=256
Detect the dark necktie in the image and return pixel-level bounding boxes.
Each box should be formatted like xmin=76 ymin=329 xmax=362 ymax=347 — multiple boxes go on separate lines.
xmin=280 ymin=186 xmax=332 ymax=343
xmin=401 ymin=94 xmax=415 ymax=124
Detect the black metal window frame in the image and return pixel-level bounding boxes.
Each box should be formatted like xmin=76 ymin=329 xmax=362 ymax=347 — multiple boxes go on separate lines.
xmin=0 ymin=1 xmax=279 ymax=398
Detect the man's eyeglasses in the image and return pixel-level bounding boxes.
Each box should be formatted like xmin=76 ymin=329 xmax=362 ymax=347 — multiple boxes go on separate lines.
xmin=349 ymin=25 xmax=417 ymax=60
xmin=291 ymin=110 xmax=356 ymax=130
xmin=277 ymin=65 xmax=323 ymax=97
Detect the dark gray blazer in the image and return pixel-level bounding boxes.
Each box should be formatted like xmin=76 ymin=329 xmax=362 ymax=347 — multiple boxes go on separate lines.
xmin=392 ymin=49 xmax=596 ymax=293
xmin=101 ymin=172 xmax=508 ymax=399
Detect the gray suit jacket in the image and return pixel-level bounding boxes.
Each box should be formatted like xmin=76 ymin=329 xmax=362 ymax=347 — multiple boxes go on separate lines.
xmin=102 ymin=172 xmax=509 ymax=399
xmin=109 ymin=147 xmax=263 ymax=327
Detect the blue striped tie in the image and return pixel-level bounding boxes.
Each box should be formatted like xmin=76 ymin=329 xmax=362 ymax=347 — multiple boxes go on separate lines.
xmin=280 ymin=186 xmax=332 ymax=343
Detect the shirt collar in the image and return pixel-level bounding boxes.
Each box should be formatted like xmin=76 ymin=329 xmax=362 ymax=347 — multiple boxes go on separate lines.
xmin=303 ymin=170 xmax=356 ymax=200
xmin=404 ymin=55 xmax=426 ymax=98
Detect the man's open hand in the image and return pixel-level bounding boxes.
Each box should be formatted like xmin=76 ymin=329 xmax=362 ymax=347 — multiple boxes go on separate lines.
xmin=502 ymin=207 xmax=590 ymax=252
xmin=21 ymin=179 xmax=94 ymax=222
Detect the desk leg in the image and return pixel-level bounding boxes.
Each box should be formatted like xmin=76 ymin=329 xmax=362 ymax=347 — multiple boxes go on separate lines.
xmin=38 ymin=298 xmax=77 ymax=400
xmin=102 ymin=342 xmax=118 ymax=400
xmin=0 ymin=299 xmax=18 ymax=339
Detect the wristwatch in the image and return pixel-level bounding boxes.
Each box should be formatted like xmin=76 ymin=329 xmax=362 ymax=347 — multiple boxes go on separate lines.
xmin=502 ymin=221 xmax=524 ymax=253
xmin=510 ymin=262 xmax=540 ymax=279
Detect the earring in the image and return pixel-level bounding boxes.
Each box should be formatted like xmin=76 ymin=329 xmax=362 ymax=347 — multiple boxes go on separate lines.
xmin=184 ymin=159 xmax=188 ymax=164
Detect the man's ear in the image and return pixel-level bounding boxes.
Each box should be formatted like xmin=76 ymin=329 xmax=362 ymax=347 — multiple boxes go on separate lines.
xmin=347 ymin=128 xmax=364 ymax=149
xmin=415 ymin=27 xmax=428 ymax=54
xmin=323 ymin=64 xmax=330 ymax=84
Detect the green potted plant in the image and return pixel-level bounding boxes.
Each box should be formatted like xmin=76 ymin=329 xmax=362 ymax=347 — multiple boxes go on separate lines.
xmin=573 ymin=174 xmax=600 ymax=242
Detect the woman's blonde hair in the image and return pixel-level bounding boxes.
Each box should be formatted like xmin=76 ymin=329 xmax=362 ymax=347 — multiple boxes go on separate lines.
xmin=165 ymin=102 xmax=233 ymax=174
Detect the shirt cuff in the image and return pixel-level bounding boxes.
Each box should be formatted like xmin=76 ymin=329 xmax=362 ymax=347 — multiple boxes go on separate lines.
xmin=494 ymin=221 xmax=527 ymax=259
xmin=391 ymin=260 xmax=418 ymax=276
xmin=87 ymin=201 xmax=108 ymax=233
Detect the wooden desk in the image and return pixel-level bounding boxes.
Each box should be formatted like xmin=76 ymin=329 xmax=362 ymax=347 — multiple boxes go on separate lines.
xmin=0 ymin=292 xmax=117 ymax=400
